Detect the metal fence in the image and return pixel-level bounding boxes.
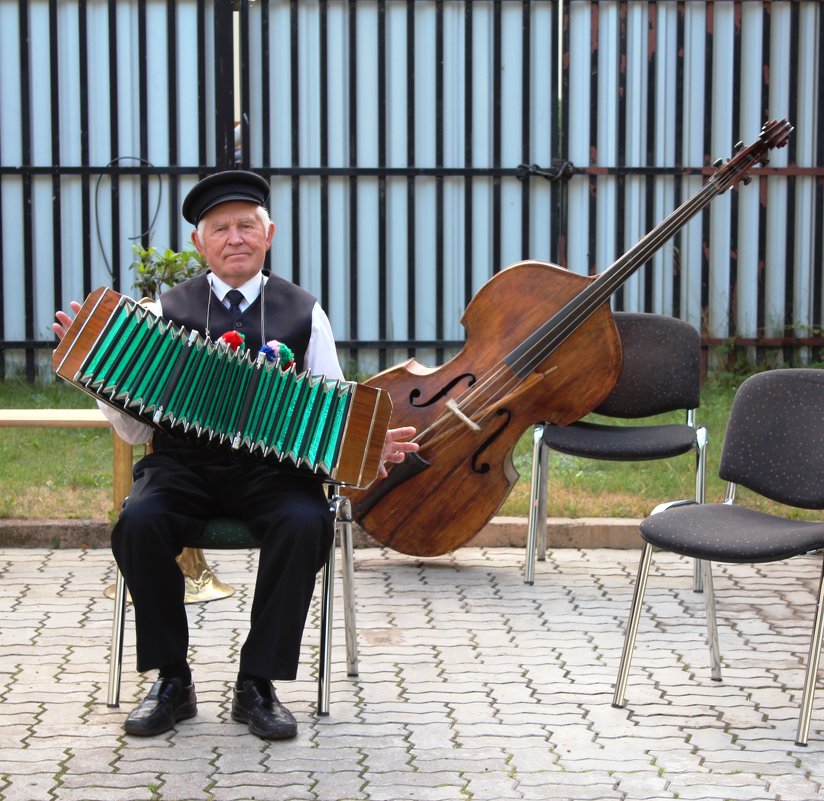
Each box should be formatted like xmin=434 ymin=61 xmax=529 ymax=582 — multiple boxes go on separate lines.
xmin=1 ymin=0 xmax=822 ymax=381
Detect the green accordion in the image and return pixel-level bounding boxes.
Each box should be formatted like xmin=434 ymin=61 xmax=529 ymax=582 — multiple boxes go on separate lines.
xmin=53 ymin=287 xmax=392 ymax=488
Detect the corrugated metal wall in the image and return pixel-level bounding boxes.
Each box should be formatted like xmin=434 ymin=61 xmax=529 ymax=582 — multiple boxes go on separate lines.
xmin=1 ymin=0 xmax=821 ymax=381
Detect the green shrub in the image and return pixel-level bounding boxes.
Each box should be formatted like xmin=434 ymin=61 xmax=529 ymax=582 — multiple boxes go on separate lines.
xmin=130 ymin=245 xmax=207 ymax=299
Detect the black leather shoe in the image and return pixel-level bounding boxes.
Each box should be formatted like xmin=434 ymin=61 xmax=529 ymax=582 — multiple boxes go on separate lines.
xmin=123 ymin=678 xmax=197 ymax=736
xmin=231 ymin=680 xmax=297 ymax=740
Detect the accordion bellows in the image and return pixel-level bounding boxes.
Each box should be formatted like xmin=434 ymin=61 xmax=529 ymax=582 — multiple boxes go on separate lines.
xmin=52 ymin=287 xmax=392 ymax=488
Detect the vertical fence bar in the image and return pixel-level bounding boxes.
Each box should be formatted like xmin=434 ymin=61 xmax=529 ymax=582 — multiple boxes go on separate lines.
xmin=555 ymin=0 xmax=567 ymax=269
xmin=137 ymin=0 xmax=150 ymax=249
xmin=435 ymin=0 xmax=445 ymax=362
xmin=213 ymin=0 xmax=235 ymax=170
xmin=463 ymin=1 xmax=474 ymax=306
xmin=644 ymin=1 xmax=656 ymax=312
xmin=700 ymin=1 xmax=714 ymax=326
xmin=405 ymin=0 xmax=416 ymax=358
xmin=196 ymin=0 xmax=207 ymax=170
xmin=290 ymin=0 xmax=301 ymax=286
xmin=347 ymin=0 xmax=359 ymax=354
xmin=520 ymin=1 xmax=531 ymax=260
xmin=755 ymin=1 xmax=771 ymax=356
xmin=238 ymin=0 xmax=251 ymax=170
xmin=79 ymin=0 xmax=92 ymax=299
xmin=167 ymin=0 xmax=181 ymax=246
xmin=319 ymin=0 xmax=330 ymax=313
xmin=728 ymin=0 xmax=742 ymax=340
xmin=614 ymin=0 xmax=628 ymax=310
xmin=377 ymin=0 xmax=388 ymax=370
xmin=672 ymin=0 xmax=685 ymax=318
xmin=106 ymin=0 xmax=121 ymax=292
xmin=588 ymin=1 xmax=599 ymax=277
xmin=815 ymin=6 xmax=824 ymax=365
xmin=784 ymin=1 xmax=800 ymax=367
xmin=492 ymin=0 xmax=502 ymax=273
xmin=260 ymin=0 xmax=271 ymax=170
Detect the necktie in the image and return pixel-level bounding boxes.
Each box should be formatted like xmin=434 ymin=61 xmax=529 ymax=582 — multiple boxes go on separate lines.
xmin=225 ymin=289 xmax=245 ymax=317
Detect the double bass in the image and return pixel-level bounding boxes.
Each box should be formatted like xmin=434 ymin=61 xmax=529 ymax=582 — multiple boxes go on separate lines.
xmin=347 ymin=119 xmax=793 ymax=557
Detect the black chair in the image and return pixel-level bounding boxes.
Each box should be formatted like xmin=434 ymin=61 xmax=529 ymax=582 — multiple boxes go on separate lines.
xmin=525 ymin=312 xmax=708 ymax=584
xmin=106 ymin=491 xmax=358 ymax=717
xmin=612 ymin=368 xmax=824 ymax=746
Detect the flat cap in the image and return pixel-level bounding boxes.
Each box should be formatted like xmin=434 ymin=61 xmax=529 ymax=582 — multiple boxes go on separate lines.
xmin=182 ymin=170 xmax=270 ymax=225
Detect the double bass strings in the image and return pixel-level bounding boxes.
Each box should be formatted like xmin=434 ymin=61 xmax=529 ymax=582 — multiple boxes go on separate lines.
xmin=411 ymin=121 xmax=784 ymax=459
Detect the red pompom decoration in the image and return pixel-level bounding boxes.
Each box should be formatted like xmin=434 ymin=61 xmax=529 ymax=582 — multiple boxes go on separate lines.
xmin=217 ymin=330 xmax=246 ymax=351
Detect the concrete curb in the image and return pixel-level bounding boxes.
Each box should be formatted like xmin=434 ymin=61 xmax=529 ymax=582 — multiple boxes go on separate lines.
xmin=0 ymin=516 xmax=643 ymax=550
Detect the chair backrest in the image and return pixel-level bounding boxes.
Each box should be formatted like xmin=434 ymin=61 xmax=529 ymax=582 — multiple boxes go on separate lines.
xmin=595 ymin=313 xmax=701 ymax=419
xmin=720 ymin=368 xmax=824 ymax=509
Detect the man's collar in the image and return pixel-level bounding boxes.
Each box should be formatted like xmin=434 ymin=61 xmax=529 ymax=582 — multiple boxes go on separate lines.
xmin=208 ymin=271 xmax=265 ymax=305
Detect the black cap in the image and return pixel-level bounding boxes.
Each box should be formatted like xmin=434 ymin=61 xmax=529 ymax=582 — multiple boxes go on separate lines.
xmin=182 ymin=170 xmax=270 ymax=225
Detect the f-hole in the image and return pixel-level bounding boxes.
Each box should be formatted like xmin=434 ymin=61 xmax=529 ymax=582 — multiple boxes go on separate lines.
xmin=471 ymin=408 xmax=511 ymax=474
xmin=409 ymin=373 xmax=476 ymax=408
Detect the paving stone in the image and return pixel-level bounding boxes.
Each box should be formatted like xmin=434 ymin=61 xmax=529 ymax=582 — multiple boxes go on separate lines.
xmin=2 ymin=546 xmax=824 ymax=801
xmin=463 ymin=770 xmax=521 ymax=800
xmin=612 ymin=772 xmax=675 ymax=799
xmin=0 ymin=774 xmax=59 ymax=801
xmin=152 ymin=773 xmax=213 ymax=801
xmin=516 ymin=772 xmax=621 ymax=800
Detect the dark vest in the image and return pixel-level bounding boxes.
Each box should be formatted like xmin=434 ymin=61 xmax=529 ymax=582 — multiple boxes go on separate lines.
xmin=159 ymin=271 xmax=316 ymax=362
xmin=152 ymin=271 xmax=317 ymax=456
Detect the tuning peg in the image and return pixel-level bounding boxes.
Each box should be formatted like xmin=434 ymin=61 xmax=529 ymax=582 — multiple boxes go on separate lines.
xmin=761 ymin=157 xmax=770 ymax=167
xmin=734 ymin=141 xmax=744 ymax=152
xmin=742 ymin=176 xmax=752 ymax=186
xmin=713 ymin=158 xmax=724 ymax=167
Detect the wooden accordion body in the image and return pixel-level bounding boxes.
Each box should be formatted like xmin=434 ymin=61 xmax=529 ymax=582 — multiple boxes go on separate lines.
xmin=52 ymin=287 xmax=392 ymax=488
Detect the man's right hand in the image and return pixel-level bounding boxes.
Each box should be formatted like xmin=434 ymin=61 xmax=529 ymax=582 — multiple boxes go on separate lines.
xmin=53 ymin=301 xmax=82 ymax=340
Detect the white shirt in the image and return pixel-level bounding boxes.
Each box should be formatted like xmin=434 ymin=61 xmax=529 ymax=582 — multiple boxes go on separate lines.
xmin=98 ymin=272 xmax=345 ymax=444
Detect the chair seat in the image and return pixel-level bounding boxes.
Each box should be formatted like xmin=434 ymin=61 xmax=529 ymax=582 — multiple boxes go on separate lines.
xmin=641 ymin=502 xmax=824 ymax=563
xmin=198 ymin=518 xmax=259 ymax=549
xmin=544 ymin=421 xmax=697 ymax=461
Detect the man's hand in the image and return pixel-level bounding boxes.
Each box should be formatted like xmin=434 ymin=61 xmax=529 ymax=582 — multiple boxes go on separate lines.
xmin=53 ymin=301 xmax=82 ymax=340
xmin=379 ymin=426 xmax=419 ymax=478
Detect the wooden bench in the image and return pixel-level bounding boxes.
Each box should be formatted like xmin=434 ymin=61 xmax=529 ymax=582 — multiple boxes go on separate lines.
xmin=0 ymin=408 xmax=133 ymax=512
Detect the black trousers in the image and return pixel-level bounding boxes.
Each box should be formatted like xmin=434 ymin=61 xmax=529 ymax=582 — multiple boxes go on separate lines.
xmin=111 ymin=447 xmax=334 ymax=681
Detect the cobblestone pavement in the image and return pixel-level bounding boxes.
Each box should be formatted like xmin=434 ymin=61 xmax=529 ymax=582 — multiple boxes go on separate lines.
xmin=1 ymin=545 xmax=823 ymax=801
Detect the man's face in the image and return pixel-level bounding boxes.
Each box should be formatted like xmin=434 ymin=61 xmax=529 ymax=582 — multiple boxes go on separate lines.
xmin=191 ymin=200 xmax=274 ymax=287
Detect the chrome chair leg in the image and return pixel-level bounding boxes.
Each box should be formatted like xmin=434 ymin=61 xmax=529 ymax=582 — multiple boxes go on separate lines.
xmin=692 ymin=562 xmax=704 ymax=592
xmin=692 ymin=422 xmax=709 ymax=593
xmin=335 ymin=495 xmax=360 ymax=676
xmin=107 ymin=568 xmax=127 ymax=707
xmin=795 ymin=557 xmax=824 ymax=746
xmin=612 ymin=542 xmax=654 ymax=708
xmin=525 ymin=424 xmax=548 ymax=584
xmin=701 ymin=559 xmax=722 ymax=681
xmin=317 ymin=532 xmax=335 ymax=717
